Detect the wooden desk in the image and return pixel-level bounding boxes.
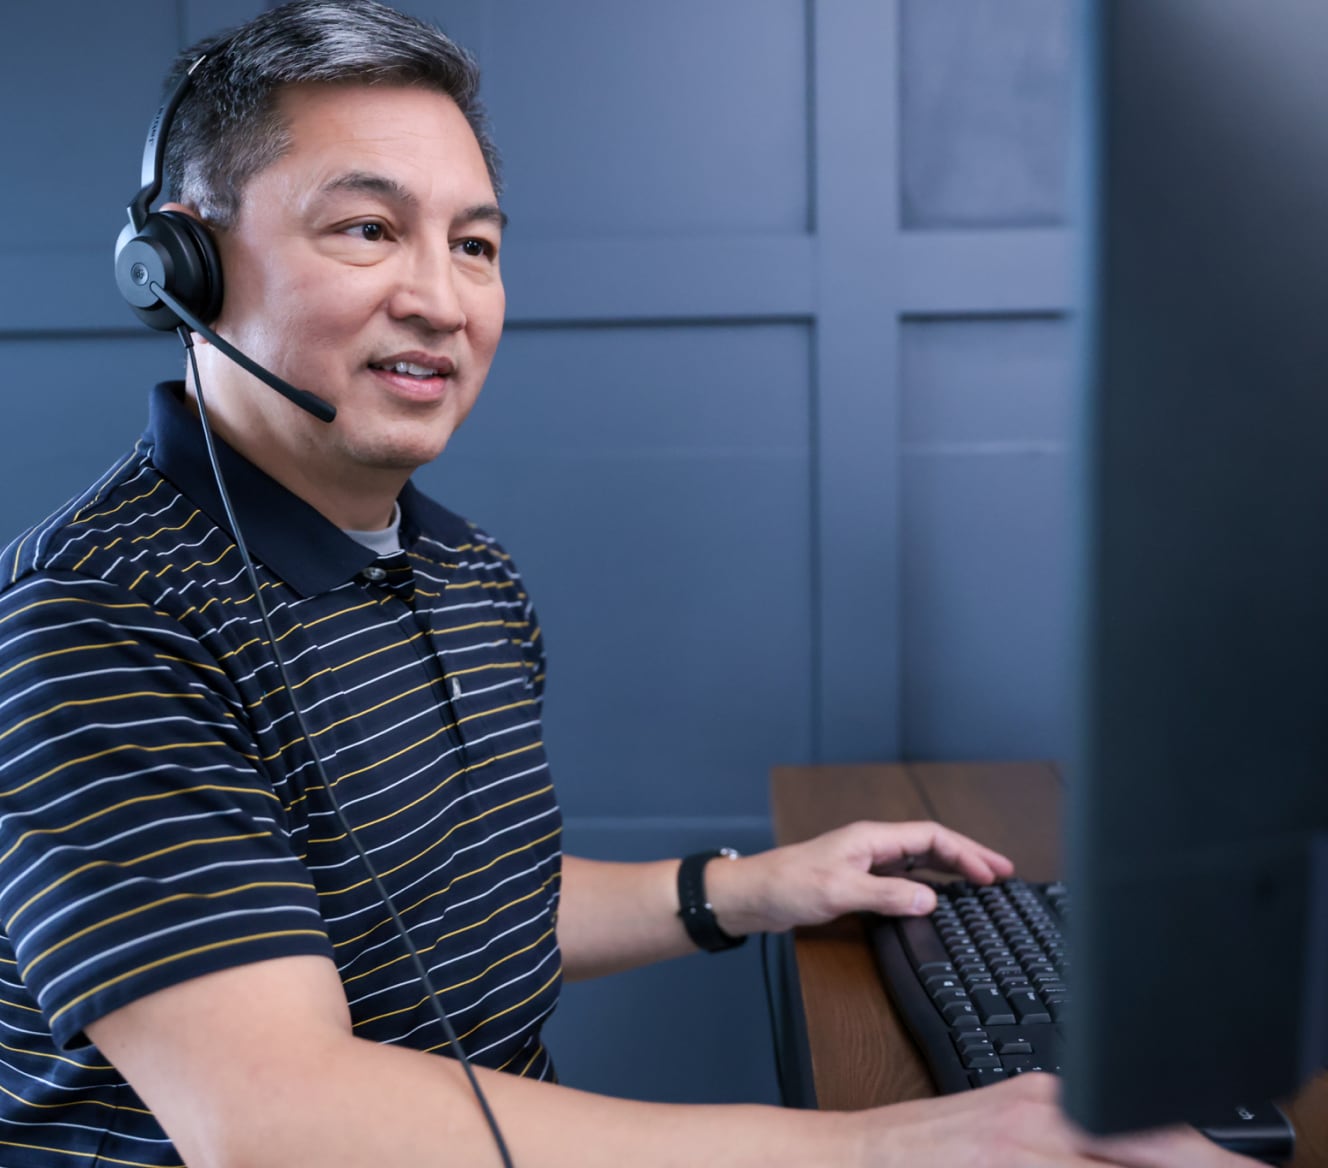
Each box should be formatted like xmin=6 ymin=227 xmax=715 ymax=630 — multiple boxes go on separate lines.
xmin=770 ymin=762 xmax=1328 ymax=1167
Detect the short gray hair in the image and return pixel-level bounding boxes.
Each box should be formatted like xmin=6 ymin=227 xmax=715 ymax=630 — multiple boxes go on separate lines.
xmin=164 ymin=0 xmax=500 ymax=228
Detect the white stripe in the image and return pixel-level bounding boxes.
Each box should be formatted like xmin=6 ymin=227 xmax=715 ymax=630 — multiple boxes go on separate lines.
xmin=39 ymin=902 xmax=324 ymax=1002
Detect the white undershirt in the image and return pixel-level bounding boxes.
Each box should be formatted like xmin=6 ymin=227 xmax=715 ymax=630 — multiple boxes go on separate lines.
xmin=342 ymin=502 xmax=402 ymax=557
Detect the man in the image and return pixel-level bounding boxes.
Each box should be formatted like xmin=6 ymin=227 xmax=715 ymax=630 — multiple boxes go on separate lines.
xmin=0 ymin=3 xmax=1257 ymax=1165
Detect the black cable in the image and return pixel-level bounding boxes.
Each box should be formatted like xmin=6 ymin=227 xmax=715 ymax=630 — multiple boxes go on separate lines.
xmin=759 ymin=930 xmax=790 ymax=1106
xmin=179 ymin=328 xmax=516 ymax=1168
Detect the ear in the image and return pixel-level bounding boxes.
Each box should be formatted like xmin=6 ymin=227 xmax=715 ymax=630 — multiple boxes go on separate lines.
xmin=125 ymin=201 xmax=224 ymax=333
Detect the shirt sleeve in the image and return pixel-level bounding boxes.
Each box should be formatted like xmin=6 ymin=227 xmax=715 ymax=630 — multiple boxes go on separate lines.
xmin=0 ymin=571 xmax=333 ymax=1049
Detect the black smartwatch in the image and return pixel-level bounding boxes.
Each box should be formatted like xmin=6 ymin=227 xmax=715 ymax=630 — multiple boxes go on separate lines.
xmin=676 ymin=848 xmax=747 ymax=952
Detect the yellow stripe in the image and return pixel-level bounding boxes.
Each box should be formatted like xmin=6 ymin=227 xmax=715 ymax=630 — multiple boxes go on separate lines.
xmin=128 ymin=510 xmax=201 ymax=544
xmin=70 ymin=478 xmax=166 ymax=526
xmin=430 ymin=618 xmax=506 ymax=637
xmin=0 ymin=1139 xmax=173 ymax=1167
xmin=334 ymin=869 xmax=558 ymax=951
xmin=332 ymin=738 xmax=542 ymax=838
xmin=244 ymin=630 xmax=431 ymax=713
xmin=272 ymin=675 xmax=447 ymax=754
xmin=320 ymin=817 xmax=558 ymax=904
xmin=21 ymin=880 xmax=311 ymax=980
xmin=0 ymin=640 xmax=137 ymax=683
xmin=273 ymin=659 xmax=526 ymax=755
xmin=0 ymin=1080 xmax=150 ymax=1115
xmin=152 ymin=650 xmax=227 ymax=677
xmin=300 ymin=598 xmax=379 ymax=631
xmin=175 ymin=544 xmax=236 ymax=574
xmin=215 ymin=635 xmax=263 ymax=662
xmin=0 ymin=995 xmax=42 ymax=1014
xmin=5 ymin=831 xmax=271 ymax=931
xmin=301 ymin=735 xmax=541 ymax=842
xmin=0 ymin=738 xmax=240 ymax=802
xmin=353 ymin=927 xmax=554 ymax=1022
xmin=418 ymin=967 xmax=560 ymax=1052
xmin=326 ymin=702 xmax=538 ymax=794
xmin=48 ymin=928 xmax=327 ymax=1028
xmin=0 ymin=1036 xmax=113 ymax=1072
xmin=0 ymin=782 xmax=277 ymax=866
xmin=0 ymin=690 xmax=205 ymax=745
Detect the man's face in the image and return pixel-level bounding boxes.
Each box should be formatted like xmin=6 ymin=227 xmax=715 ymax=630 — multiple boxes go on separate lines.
xmin=203 ymin=82 xmax=505 ymax=488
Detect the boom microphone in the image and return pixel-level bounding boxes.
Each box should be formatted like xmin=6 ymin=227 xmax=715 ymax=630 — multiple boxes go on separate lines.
xmin=152 ymin=281 xmax=338 ymax=423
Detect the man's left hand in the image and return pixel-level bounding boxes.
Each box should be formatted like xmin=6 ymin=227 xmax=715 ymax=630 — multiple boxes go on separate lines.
xmin=705 ymin=820 xmax=1016 ymax=938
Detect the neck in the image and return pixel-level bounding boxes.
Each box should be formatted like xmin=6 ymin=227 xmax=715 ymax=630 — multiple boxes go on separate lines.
xmin=184 ymin=366 xmax=407 ymax=532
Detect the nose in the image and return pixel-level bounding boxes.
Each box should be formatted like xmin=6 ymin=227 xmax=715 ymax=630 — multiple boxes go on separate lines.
xmin=388 ymin=242 xmax=467 ymax=333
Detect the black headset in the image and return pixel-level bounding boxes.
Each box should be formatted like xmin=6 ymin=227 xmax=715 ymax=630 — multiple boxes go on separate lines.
xmin=114 ymin=56 xmax=224 ymax=333
xmin=113 ymin=55 xmax=336 ymax=422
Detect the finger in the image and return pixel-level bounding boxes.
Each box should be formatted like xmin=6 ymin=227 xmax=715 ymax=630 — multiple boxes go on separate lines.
xmin=875 ymin=822 xmax=1015 ymax=883
xmin=1078 ymin=1126 xmax=1261 ymax=1168
xmin=858 ymin=873 xmax=937 ymax=916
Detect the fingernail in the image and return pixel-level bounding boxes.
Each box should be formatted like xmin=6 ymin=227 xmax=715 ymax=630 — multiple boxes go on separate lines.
xmin=911 ymin=887 xmax=934 ymax=914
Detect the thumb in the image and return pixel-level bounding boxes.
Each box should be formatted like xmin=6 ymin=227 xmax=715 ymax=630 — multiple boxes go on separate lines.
xmin=866 ymin=874 xmax=936 ymax=917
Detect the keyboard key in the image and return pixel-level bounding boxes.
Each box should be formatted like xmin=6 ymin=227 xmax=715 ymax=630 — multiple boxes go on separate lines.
xmin=969 ymin=987 xmax=1017 ymax=1026
xmin=932 ymin=988 xmax=970 ymax=1008
xmin=1000 ymin=1054 xmax=1036 ymax=1074
xmin=1007 ymin=990 xmax=1052 ymax=1024
xmin=901 ymin=916 xmax=952 ymax=968
xmin=941 ymin=1001 xmax=979 ymax=1025
xmin=963 ymin=1053 xmax=1002 ymax=1070
xmin=995 ymin=1039 xmax=1033 ymax=1055
xmin=954 ymin=1035 xmax=995 ymax=1057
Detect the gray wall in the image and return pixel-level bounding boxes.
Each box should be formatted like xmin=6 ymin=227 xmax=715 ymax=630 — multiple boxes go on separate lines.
xmin=0 ymin=0 xmax=1073 ymax=1106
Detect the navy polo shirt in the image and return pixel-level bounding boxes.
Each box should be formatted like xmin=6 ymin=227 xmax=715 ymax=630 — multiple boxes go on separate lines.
xmin=0 ymin=382 xmax=563 ymax=1167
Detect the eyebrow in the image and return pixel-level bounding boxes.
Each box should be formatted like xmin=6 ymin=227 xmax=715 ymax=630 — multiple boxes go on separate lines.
xmin=315 ymin=170 xmax=508 ymax=230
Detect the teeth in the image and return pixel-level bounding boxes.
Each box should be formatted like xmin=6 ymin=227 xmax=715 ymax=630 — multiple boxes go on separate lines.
xmin=375 ymin=361 xmax=439 ymax=377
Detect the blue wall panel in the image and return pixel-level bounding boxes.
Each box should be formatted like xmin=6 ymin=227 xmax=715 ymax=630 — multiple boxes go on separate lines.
xmin=0 ymin=335 xmax=180 ymax=542
xmin=902 ymin=315 xmax=1071 ymax=445
xmin=543 ymin=819 xmax=777 ymax=1105
xmin=900 ymin=0 xmax=1071 ymax=229
xmin=419 ymin=322 xmax=815 ymax=820
xmin=0 ymin=4 xmax=179 ymax=253
xmin=899 ymin=317 xmax=1073 ymax=760
xmin=483 ymin=0 xmax=810 ymax=237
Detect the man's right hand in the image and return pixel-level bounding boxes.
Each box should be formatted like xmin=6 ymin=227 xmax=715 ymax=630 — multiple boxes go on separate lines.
xmin=854 ymin=1073 xmax=1264 ymax=1168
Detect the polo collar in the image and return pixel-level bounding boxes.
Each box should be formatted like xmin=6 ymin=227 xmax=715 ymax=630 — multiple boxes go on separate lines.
xmin=144 ymin=381 xmax=378 ymax=598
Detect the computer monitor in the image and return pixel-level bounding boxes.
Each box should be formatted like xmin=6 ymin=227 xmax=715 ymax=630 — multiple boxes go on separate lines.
xmin=1063 ymin=0 xmax=1328 ymax=1136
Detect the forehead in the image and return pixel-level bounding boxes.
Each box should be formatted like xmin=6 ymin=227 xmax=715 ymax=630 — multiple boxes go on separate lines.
xmin=259 ymin=81 xmax=495 ymax=203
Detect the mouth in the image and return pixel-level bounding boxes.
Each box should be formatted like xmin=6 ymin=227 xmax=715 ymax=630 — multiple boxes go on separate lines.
xmin=368 ymin=353 xmax=456 ymax=380
xmin=366 ymin=352 xmax=458 ymax=401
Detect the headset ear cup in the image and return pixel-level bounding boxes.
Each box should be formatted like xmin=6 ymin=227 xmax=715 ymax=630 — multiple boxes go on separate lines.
xmin=114 ymin=210 xmax=224 ymax=331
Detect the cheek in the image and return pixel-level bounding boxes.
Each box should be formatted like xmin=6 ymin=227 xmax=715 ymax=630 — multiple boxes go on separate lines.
xmin=271 ymin=275 xmax=378 ymax=351
xmin=468 ymin=288 xmax=506 ymax=363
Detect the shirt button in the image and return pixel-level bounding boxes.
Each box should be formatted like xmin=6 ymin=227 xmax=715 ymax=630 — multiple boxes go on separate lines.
xmin=361 ymin=565 xmax=387 ymax=582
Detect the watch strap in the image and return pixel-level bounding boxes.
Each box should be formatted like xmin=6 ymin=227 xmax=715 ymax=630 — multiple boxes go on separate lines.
xmin=677 ymin=848 xmax=746 ymax=952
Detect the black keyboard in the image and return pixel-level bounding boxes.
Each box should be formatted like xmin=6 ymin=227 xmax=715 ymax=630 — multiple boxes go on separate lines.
xmin=868 ymin=879 xmax=1295 ymax=1164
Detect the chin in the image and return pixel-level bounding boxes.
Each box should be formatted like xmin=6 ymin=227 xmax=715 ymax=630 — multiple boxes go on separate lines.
xmin=342 ymin=434 xmax=454 ymax=473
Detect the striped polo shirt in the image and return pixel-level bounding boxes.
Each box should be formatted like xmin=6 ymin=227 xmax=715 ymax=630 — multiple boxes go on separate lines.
xmin=0 ymin=382 xmax=563 ymax=1167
